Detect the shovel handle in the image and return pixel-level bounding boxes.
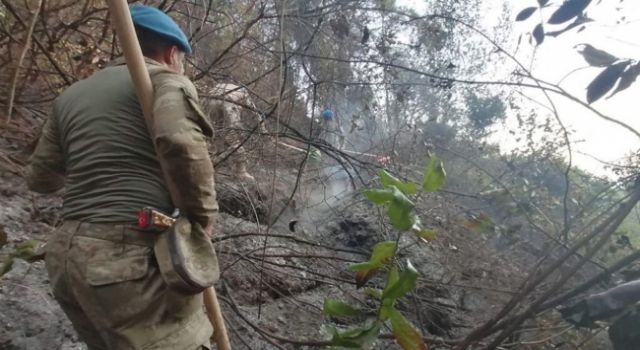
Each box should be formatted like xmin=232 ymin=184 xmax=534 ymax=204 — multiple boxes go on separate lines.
xmin=204 ymin=286 xmax=231 ymax=350
xmin=106 ymin=0 xmax=153 ymax=121
xmin=106 ymin=0 xmax=232 ymax=349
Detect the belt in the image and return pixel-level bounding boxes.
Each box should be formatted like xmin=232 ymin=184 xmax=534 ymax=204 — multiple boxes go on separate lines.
xmin=62 ymin=221 xmax=157 ymax=247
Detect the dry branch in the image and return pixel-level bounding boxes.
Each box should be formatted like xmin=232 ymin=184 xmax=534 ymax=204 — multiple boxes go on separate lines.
xmin=5 ymin=0 xmax=43 ymax=124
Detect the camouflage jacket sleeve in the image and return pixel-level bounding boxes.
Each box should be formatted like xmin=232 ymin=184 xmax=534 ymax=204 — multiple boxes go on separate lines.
xmin=25 ymin=107 xmax=65 ymax=194
xmin=151 ymin=71 xmax=218 ymax=231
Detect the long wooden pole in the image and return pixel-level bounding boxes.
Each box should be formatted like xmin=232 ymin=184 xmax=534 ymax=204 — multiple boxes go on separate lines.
xmin=105 ymin=2 xmax=231 ymax=349
xmin=106 ymin=0 xmax=153 ymax=120
xmin=204 ymin=287 xmax=231 ymax=349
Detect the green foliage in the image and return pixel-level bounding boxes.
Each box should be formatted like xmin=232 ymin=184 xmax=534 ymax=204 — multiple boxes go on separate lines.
xmin=383 ymin=266 xmax=400 ymax=298
xmin=325 ymin=321 xmax=381 ymax=349
xmin=387 ymin=193 xmax=417 ymax=231
xmin=364 ymin=187 xmax=417 ymax=231
xmin=350 ymin=241 xmax=396 ymax=272
xmin=382 ymin=260 xmax=418 ymax=300
xmin=0 ymin=259 xmax=13 ymax=276
xmin=308 ymin=147 xmax=322 ymax=162
xmin=547 ymin=0 xmax=591 ymax=25
xmin=363 ymin=287 xmax=382 ymax=300
xmin=415 ymin=229 xmax=437 ymax=242
xmin=378 ymin=170 xmax=418 ymax=195
xmin=423 ymin=155 xmax=446 ymax=192
xmin=350 ymin=241 xmax=396 ymax=287
xmin=363 ymin=188 xmax=395 ymax=205
xmin=618 ymin=214 xmax=640 ymax=248
xmin=324 ymin=299 xmax=363 ymax=318
xmin=324 ymin=156 xmax=446 ymax=350
xmin=515 ymin=0 xmax=639 ymax=102
xmin=1 ymin=240 xmax=38 ymax=277
xmin=389 ymin=308 xmax=428 ymax=350
xmin=586 ymin=61 xmax=630 ymax=104
xmin=465 ymin=93 xmax=507 ymax=131
xmin=13 ymin=240 xmax=37 ymax=259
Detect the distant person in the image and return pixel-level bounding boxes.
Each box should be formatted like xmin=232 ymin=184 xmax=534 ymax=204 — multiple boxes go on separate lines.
xmin=203 ymin=83 xmax=270 ymax=182
xmin=317 ymin=107 xmax=345 ymax=150
xmin=25 ymin=5 xmax=217 ymax=350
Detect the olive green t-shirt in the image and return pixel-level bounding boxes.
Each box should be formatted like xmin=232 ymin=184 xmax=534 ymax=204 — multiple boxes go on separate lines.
xmin=26 ymin=59 xmax=217 ymax=226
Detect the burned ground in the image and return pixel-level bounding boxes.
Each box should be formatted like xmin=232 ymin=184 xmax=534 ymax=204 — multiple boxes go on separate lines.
xmin=1 ymin=157 xmax=612 ymax=349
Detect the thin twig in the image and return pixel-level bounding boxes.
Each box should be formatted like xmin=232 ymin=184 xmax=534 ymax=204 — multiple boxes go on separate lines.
xmin=6 ymin=0 xmax=43 ymax=123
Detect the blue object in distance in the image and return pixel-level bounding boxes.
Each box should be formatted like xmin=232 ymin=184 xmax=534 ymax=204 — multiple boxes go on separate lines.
xmin=322 ymin=108 xmax=334 ymax=120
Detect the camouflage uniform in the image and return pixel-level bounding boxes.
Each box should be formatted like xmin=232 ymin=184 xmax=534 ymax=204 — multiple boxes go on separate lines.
xmin=323 ymin=118 xmax=345 ymax=150
xmin=202 ymin=83 xmax=267 ymax=176
xmin=312 ymin=114 xmax=345 ymax=151
xmin=25 ymin=57 xmax=217 ymax=350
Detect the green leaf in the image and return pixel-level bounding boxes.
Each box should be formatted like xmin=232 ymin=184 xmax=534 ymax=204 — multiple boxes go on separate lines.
xmin=330 ymin=321 xmax=382 ymax=349
xmin=349 ymin=241 xmax=396 ymax=272
xmin=390 ymin=188 xmax=415 ymax=213
xmin=307 ymin=147 xmax=322 ymax=161
xmin=1 ymin=258 xmax=14 ymax=276
xmin=379 ymin=266 xmax=401 ymax=321
xmin=379 ymin=170 xmax=418 ymax=195
xmin=547 ymin=0 xmax=591 ymax=25
xmin=13 ymin=240 xmax=37 ymax=260
xmin=515 ymin=7 xmax=537 ymax=21
xmin=577 ymin=44 xmax=618 ymax=67
xmin=399 ymin=183 xmax=419 ymax=195
xmin=365 ymin=186 xmax=417 ymax=231
xmin=350 ymin=241 xmax=397 ymax=287
xmin=389 ymin=309 xmax=428 ymax=350
xmin=382 ymin=260 xmax=419 ymax=300
xmin=327 ymin=323 xmax=362 ymax=348
xmin=324 ymin=299 xmax=363 ymax=317
xmin=386 ymin=187 xmax=416 ymax=231
xmin=415 ymin=229 xmax=437 ymax=242
xmin=388 ymin=203 xmax=417 ymax=231
xmin=379 ymin=303 xmax=394 ymax=321
xmin=369 ymin=241 xmax=397 ymax=264
xmin=363 ymin=288 xmax=382 ymax=300
xmin=355 ymin=269 xmax=379 ymax=289
xmin=587 ymin=61 xmax=629 ymax=104
xmin=532 ymin=23 xmax=544 ymax=45
xmin=423 ymin=155 xmax=446 ymax=192
xmin=363 ymin=188 xmax=395 ymax=205
xmin=384 ymin=266 xmax=400 ymax=294
xmin=350 ymin=261 xmax=377 ymax=272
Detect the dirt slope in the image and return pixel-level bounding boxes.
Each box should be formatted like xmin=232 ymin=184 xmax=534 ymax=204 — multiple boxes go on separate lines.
xmin=0 ymin=165 xmax=613 ymax=349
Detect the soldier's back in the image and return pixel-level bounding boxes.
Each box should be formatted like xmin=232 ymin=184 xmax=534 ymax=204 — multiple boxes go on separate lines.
xmin=54 ymin=63 xmax=172 ymax=223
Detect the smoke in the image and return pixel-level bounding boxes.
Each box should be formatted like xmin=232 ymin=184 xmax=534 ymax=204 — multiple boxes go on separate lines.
xmin=298 ymin=164 xmax=352 ymax=223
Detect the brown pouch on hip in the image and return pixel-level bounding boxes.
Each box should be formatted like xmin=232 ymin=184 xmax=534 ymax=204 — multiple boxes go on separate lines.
xmin=154 ymin=217 xmax=219 ymax=294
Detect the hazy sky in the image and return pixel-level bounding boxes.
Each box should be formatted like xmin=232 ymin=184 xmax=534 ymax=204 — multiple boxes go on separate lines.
xmin=397 ymin=0 xmax=640 ymax=177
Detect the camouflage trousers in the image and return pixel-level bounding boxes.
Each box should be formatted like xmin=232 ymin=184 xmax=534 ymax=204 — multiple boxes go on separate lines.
xmin=45 ymin=221 xmax=213 ymax=350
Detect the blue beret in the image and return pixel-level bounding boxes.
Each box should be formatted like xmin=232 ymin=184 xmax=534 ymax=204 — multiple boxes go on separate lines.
xmin=322 ymin=108 xmax=334 ymax=120
xmin=130 ymin=5 xmax=192 ymax=54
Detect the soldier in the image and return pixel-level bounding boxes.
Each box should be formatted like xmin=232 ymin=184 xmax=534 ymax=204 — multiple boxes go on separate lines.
xmin=317 ymin=107 xmax=345 ymax=150
xmin=25 ymin=5 xmax=216 ymax=350
xmin=203 ymin=83 xmax=268 ymax=182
